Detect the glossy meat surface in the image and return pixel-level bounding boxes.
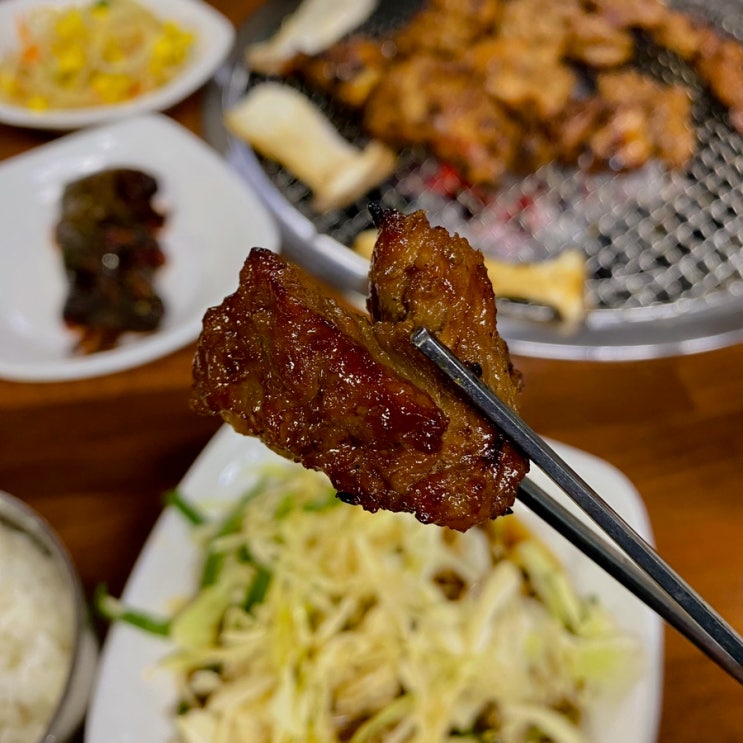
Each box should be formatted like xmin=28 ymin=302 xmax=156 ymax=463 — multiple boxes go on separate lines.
xmin=192 ymin=247 xmax=447 ymax=464
xmin=366 ymin=208 xmax=528 ymax=527
xmin=192 ymin=212 xmax=528 ymax=530
xmin=369 ymin=209 xmax=522 ymax=411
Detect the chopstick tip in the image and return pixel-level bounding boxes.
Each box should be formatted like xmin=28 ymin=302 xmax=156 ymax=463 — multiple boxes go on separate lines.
xmin=410 ymin=327 xmax=432 ymax=349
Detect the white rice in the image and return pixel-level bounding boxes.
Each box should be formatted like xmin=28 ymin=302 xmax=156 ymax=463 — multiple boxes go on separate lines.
xmin=0 ymin=521 xmax=74 ymax=743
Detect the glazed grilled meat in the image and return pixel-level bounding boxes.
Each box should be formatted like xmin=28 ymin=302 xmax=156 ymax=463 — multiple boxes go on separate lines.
xmin=191 ymin=209 xmax=528 ymax=531
xmin=364 ymin=55 xmax=520 ymax=186
xmin=465 ymin=38 xmax=577 ymax=122
xmin=392 ymin=0 xmax=501 ymax=58
xmin=368 ymin=208 xmax=522 ymax=413
xmin=365 ymin=208 xmax=528 ymax=528
xmin=589 ymin=70 xmax=695 ymax=170
xmin=291 ymin=36 xmax=390 ymax=109
xmin=191 ymin=246 xmax=450 ymax=502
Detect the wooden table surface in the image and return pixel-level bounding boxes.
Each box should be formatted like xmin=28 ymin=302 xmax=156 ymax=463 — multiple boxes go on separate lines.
xmin=0 ymin=1 xmax=741 ymax=740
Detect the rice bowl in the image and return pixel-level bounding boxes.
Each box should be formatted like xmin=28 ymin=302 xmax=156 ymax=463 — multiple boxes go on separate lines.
xmin=0 ymin=490 xmax=98 ymax=743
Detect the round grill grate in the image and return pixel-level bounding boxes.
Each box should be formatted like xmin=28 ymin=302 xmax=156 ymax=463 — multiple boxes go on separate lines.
xmin=203 ymin=0 xmax=743 ymax=359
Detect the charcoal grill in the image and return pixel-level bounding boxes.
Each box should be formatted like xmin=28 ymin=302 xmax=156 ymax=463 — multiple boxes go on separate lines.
xmin=203 ymin=0 xmax=743 ymax=359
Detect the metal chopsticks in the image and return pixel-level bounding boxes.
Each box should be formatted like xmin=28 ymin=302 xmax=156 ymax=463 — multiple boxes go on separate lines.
xmin=411 ymin=327 xmax=743 ymax=684
xmin=517 ymin=477 xmax=743 ymax=681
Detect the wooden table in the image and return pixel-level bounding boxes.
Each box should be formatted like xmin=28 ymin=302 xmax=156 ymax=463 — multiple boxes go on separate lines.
xmin=0 ymin=1 xmax=741 ymax=740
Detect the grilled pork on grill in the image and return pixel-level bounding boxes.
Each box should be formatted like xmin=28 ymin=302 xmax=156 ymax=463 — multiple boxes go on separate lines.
xmin=191 ymin=209 xmax=528 ymax=531
xmin=284 ymin=0 xmax=743 ymax=186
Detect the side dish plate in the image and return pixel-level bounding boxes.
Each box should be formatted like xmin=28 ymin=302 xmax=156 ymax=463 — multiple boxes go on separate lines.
xmin=0 ymin=0 xmax=234 ymax=130
xmin=0 ymin=113 xmax=278 ymax=381
xmin=85 ymin=426 xmax=663 ymax=743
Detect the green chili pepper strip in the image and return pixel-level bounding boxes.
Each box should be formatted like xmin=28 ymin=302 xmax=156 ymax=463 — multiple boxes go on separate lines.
xmin=94 ymin=583 xmax=171 ymax=636
xmin=163 ymin=488 xmax=207 ymax=526
xmin=199 ymin=479 xmax=268 ymax=587
xmin=245 ymin=565 xmax=272 ymax=612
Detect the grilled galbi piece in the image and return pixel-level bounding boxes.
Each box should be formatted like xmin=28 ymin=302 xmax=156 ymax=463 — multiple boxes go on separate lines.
xmin=363 ymin=55 xmax=520 ymax=186
xmin=191 ymin=247 xmax=449 ymax=505
xmin=368 ymin=207 xmax=523 ymax=414
xmin=365 ymin=208 xmax=528 ymax=527
xmin=191 ymin=209 xmax=528 ymax=531
xmin=291 ymin=36 xmax=390 ymax=109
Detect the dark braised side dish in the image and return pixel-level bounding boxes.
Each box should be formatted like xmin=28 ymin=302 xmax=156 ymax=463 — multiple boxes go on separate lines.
xmin=191 ymin=208 xmax=528 ymax=531
xmin=55 ymin=167 xmax=166 ymax=354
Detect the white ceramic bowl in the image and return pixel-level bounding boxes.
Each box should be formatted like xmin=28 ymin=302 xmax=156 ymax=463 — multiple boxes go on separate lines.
xmin=0 ymin=0 xmax=235 ymax=130
xmin=0 ymin=113 xmax=279 ymax=382
xmin=0 ymin=490 xmax=98 ymax=742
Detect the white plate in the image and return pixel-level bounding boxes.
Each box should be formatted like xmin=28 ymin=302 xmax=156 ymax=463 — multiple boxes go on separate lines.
xmin=0 ymin=0 xmax=234 ymax=130
xmin=0 ymin=113 xmax=279 ymax=381
xmin=85 ymin=427 xmax=664 ymax=743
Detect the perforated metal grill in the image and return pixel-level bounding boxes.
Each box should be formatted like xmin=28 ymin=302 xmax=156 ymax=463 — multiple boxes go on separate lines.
xmin=202 ymin=0 xmax=743 ymax=358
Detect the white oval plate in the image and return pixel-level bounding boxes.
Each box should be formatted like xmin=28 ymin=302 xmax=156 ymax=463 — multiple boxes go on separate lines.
xmin=0 ymin=113 xmax=279 ymax=381
xmin=0 ymin=0 xmax=234 ymax=130
xmin=85 ymin=427 xmax=664 ymax=743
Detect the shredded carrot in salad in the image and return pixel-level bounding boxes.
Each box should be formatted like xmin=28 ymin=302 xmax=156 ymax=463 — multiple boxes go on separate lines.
xmin=0 ymin=0 xmax=194 ymax=110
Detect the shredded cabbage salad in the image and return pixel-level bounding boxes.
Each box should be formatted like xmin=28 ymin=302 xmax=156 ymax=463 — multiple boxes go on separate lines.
xmin=0 ymin=0 xmax=194 ymax=110
xmin=101 ymin=463 xmax=641 ymax=743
